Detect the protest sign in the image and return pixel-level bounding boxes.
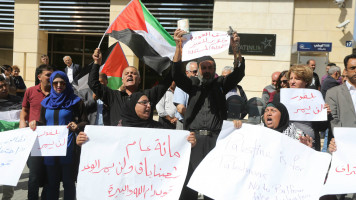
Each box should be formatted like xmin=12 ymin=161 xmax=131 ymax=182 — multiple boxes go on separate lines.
xmin=31 ymin=126 xmax=68 ymax=156
xmin=77 ymin=126 xmax=191 ymax=200
xmin=0 ymin=128 xmax=37 ymax=186
xmin=281 ymin=88 xmax=327 ymax=121
xmin=188 ymin=122 xmax=331 ymax=200
xmin=321 ymin=127 xmax=356 ymax=195
xmin=182 ymin=31 xmax=230 ymax=61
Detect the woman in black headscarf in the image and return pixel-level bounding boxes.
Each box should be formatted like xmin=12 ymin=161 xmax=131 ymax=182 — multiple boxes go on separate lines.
xmin=77 ymin=92 xmax=197 ymax=147
xmin=263 ymin=101 xmax=313 ymax=147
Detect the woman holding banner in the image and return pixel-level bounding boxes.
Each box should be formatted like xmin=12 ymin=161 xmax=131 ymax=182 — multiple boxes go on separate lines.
xmin=286 ymin=65 xmax=330 ymax=150
xmin=77 ymin=91 xmax=197 ymax=147
xmin=30 ymin=71 xmax=88 ymax=200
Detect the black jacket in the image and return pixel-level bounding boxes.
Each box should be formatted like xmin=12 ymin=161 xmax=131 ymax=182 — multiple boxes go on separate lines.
xmin=321 ymin=75 xmax=339 ymax=99
xmin=88 ymin=64 xmax=172 ymax=126
xmin=172 ymin=58 xmax=245 ymax=130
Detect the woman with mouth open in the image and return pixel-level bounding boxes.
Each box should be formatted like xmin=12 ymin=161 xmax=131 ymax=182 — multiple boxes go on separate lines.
xmin=76 ymin=91 xmax=197 ymax=148
xmin=263 ymin=101 xmax=313 ymax=147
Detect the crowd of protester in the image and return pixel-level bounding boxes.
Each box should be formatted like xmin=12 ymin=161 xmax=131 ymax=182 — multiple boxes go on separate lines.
xmin=1 ymin=28 xmax=356 ymax=200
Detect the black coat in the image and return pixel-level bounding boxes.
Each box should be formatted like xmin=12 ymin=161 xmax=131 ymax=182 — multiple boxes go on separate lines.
xmin=172 ymin=58 xmax=245 ymax=130
xmin=321 ymin=75 xmax=340 ymax=99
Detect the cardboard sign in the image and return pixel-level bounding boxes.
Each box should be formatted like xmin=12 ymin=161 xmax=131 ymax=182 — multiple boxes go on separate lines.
xmin=77 ymin=125 xmax=191 ymax=200
xmin=321 ymin=127 xmax=356 ymax=195
xmin=281 ymin=88 xmax=327 ymax=121
xmin=31 ymin=126 xmax=68 ymax=156
xmin=0 ymin=128 xmax=37 ymax=186
xmin=182 ymin=31 xmax=230 ymax=61
xmin=188 ymin=122 xmax=331 ymax=200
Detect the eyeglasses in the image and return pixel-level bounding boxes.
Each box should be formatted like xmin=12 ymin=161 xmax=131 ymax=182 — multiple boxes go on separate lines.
xmin=52 ymin=81 xmax=66 ymax=86
xmin=190 ymin=70 xmax=198 ymax=74
xmin=281 ymin=80 xmax=288 ymax=84
xmin=137 ymin=100 xmax=151 ymax=106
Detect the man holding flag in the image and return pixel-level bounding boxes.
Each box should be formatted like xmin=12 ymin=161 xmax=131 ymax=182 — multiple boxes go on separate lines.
xmin=88 ymin=48 xmax=173 ymax=126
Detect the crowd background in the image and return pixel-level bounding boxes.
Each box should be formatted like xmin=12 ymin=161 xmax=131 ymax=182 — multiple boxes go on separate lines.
xmin=1 ymin=33 xmax=355 ymax=200
xmin=1 ymin=1 xmax=356 ymax=199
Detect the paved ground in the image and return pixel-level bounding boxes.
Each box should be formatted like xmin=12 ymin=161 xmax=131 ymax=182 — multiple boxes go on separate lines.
xmin=0 ymin=166 xmax=64 ymax=200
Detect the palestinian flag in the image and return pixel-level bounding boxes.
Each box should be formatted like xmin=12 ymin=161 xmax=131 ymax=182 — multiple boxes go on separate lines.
xmin=0 ymin=110 xmax=21 ymax=132
xmin=106 ymin=0 xmax=175 ymax=75
xmin=73 ymin=42 xmax=128 ymax=90
xmin=100 ymin=42 xmax=128 ymax=89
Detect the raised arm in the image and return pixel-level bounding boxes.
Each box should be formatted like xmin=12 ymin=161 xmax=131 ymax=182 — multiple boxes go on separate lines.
xmin=88 ymin=48 xmax=114 ymax=105
xmin=144 ymin=66 xmax=173 ymax=107
xmin=222 ymin=32 xmax=245 ymax=94
xmin=172 ymin=29 xmax=192 ymax=93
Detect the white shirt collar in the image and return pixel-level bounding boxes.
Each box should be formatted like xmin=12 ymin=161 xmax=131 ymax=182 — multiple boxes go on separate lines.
xmin=345 ymin=80 xmax=356 ymax=91
xmin=67 ymin=63 xmax=73 ymax=69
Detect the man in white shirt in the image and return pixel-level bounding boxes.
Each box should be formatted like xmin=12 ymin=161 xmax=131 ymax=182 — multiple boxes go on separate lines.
xmin=326 ymin=54 xmax=356 ymax=199
xmin=173 ymin=61 xmax=198 ymax=130
xmin=326 ymin=54 xmax=356 ymax=129
xmin=156 ymin=81 xmax=177 ymax=129
xmin=63 ymin=56 xmax=81 ymax=84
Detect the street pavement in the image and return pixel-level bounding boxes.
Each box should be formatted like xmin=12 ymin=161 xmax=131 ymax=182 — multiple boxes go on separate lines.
xmin=0 ymin=166 xmax=64 ymax=200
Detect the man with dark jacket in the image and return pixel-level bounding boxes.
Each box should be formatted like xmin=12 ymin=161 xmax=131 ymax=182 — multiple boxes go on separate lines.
xmin=89 ymin=48 xmax=172 ymax=126
xmin=63 ymin=56 xmax=81 ymax=84
xmin=321 ymin=65 xmax=341 ymax=99
xmin=173 ymin=29 xmax=245 ymax=200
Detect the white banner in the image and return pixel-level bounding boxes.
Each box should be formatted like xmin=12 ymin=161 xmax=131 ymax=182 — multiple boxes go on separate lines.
xmin=281 ymin=88 xmax=327 ymax=121
xmin=0 ymin=128 xmax=37 ymax=186
xmin=321 ymin=127 xmax=356 ymax=195
xmin=77 ymin=125 xmax=191 ymax=200
xmin=31 ymin=126 xmax=68 ymax=156
xmin=188 ymin=122 xmax=331 ymax=200
xmin=182 ymin=31 xmax=230 ymax=61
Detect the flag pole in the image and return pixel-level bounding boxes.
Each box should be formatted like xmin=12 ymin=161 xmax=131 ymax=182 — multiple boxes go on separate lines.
xmin=97 ymin=0 xmax=135 ymax=48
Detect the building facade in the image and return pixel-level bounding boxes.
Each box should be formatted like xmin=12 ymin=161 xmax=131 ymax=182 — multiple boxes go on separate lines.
xmin=0 ymin=0 xmax=355 ymax=98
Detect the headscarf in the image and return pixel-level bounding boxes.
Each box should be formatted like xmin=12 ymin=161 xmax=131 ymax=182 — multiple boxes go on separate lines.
xmin=121 ymin=92 xmax=161 ymax=128
xmin=41 ymin=71 xmax=81 ymax=109
xmin=263 ymin=101 xmax=290 ymax=133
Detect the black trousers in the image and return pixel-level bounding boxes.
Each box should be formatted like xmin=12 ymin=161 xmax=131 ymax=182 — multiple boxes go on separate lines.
xmin=27 ymin=156 xmax=47 ymax=200
xmin=179 ymin=133 xmax=218 ymax=200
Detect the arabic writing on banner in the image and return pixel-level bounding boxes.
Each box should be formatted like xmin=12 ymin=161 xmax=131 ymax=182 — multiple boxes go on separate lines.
xmin=182 ymin=31 xmax=230 ymax=61
xmin=77 ymin=126 xmax=191 ymax=200
xmin=321 ymin=127 xmax=356 ymax=195
xmin=188 ymin=122 xmax=331 ymax=200
xmin=31 ymin=126 xmax=68 ymax=156
xmin=0 ymin=128 xmax=37 ymax=186
xmin=280 ymin=88 xmax=327 ymax=121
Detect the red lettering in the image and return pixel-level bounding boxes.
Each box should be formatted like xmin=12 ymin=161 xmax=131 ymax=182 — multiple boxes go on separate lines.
xmin=126 ymin=141 xmax=136 ymax=159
